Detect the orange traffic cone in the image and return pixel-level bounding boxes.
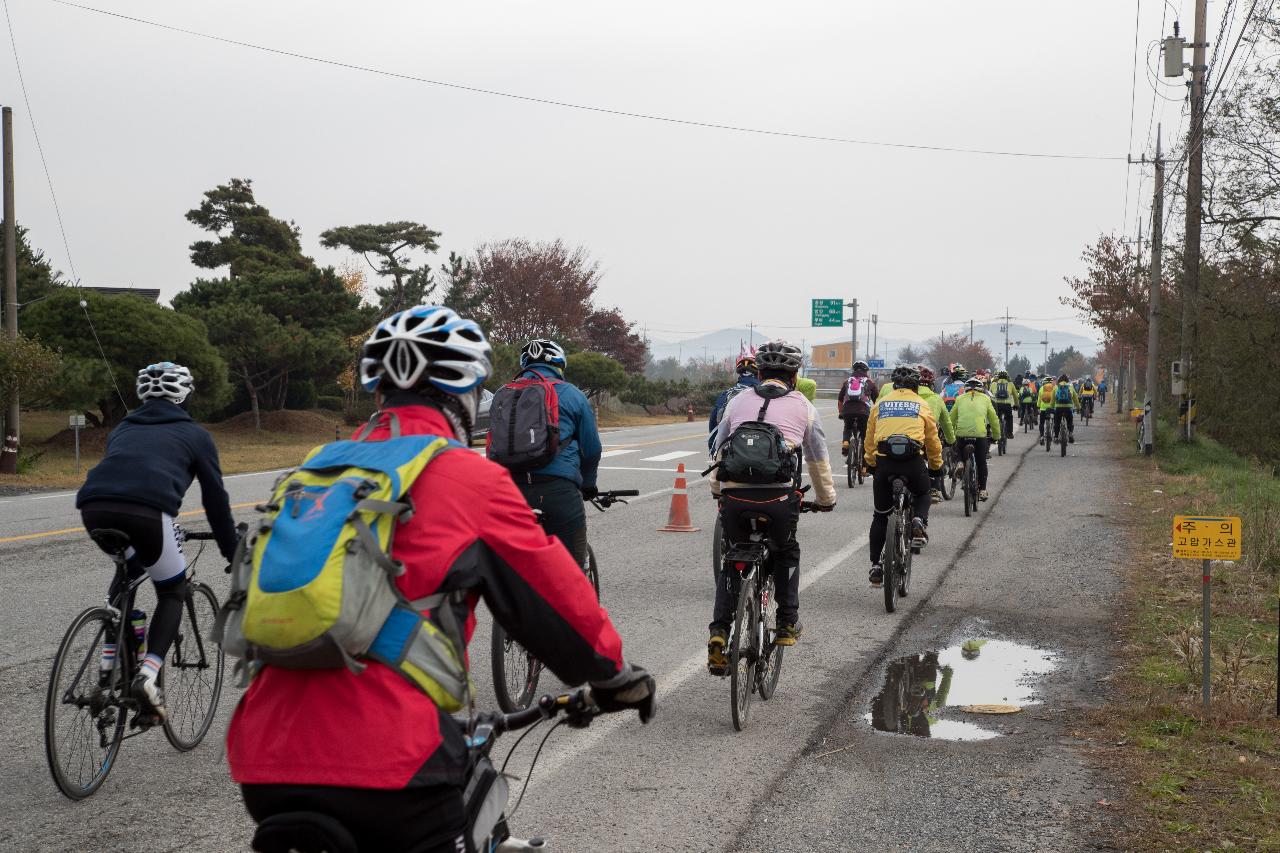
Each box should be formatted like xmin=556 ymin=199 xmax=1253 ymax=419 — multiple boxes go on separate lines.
xmin=658 ymin=463 xmax=701 ymax=533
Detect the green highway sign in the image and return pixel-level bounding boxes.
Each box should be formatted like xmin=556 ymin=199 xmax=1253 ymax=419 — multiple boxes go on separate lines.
xmin=811 ymin=298 xmax=844 ymax=327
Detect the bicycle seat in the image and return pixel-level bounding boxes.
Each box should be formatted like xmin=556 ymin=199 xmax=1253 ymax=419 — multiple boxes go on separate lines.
xmin=251 ymin=812 xmax=357 ymax=853
xmin=88 ymin=528 xmax=132 ymax=558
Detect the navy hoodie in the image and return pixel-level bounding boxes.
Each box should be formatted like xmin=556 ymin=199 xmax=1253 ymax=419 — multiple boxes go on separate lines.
xmin=76 ymin=399 xmax=238 ymax=560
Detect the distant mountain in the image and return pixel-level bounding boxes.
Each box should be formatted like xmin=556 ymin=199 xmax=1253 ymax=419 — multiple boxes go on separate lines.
xmin=646 ymin=323 xmax=1097 ymax=369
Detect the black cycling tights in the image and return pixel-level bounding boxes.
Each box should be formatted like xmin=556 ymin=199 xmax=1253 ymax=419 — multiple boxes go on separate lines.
xmin=241 ymin=783 xmax=466 ymax=853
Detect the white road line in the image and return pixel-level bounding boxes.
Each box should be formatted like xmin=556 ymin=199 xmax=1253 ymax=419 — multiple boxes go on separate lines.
xmin=624 ymin=479 xmax=710 ymax=504
xmin=597 ymin=465 xmax=707 ymax=475
xmin=639 ymin=450 xmax=699 ymax=463
xmin=600 ymin=449 xmax=640 ymax=459
xmin=531 ymin=531 xmax=871 ymax=780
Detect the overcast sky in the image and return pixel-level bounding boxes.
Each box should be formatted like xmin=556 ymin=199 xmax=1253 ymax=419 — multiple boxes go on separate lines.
xmin=1 ymin=0 xmax=1209 ymax=352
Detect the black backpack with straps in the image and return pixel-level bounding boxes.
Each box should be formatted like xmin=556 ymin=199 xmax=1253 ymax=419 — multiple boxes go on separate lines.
xmin=716 ymin=392 xmax=798 ymax=485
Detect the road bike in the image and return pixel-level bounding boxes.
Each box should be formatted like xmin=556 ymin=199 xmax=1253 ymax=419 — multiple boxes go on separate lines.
xmin=846 ymin=426 xmax=865 ymax=488
xmin=1019 ymin=402 xmax=1035 ymax=433
xmin=1080 ymin=396 xmax=1094 ymax=426
xmin=716 ymin=490 xmax=820 ymax=730
xmin=1057 ymin=418 xmax=1069 ymax=457
xmin=937 ymin=444 xmax=957 ymax=501
xmin=1043 ymin=417 xmax=1054 ymax=453
xmin=250 ymin=689 xmax=616 ymax=853
xmin=880 ymin=475 xmax=919 ymax=614
xmin=44 ymin=525 xmax=225 ymax=800
xmin=956 ymin=439 xmax=980 ymax=518
xmin=491 ymin=490 xmax=638 ymax=713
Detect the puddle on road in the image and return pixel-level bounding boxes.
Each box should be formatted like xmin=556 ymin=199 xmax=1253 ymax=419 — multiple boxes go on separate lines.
xmin=866 ymin=639 xmax=1057 ymax=741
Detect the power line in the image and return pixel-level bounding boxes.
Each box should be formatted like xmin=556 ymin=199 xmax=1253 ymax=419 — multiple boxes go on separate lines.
xmin=1203 ymin=0 xmax=1265 ymax=118
xmin=3 ymin=0 xmax=77 ymax=279
xmin=1122 ymin=0 xmax=1144 ymax=233
xmin=50 ymin=0 xmax=1129 ymax=162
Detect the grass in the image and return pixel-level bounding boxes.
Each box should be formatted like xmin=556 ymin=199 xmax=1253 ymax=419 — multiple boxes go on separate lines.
xmin=597 ymin=410 xmax=690 ymax=428
xmin=1107 ymin=420 xmax=1280 ymax=851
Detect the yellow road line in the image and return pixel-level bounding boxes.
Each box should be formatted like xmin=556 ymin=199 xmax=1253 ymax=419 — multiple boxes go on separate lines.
xmin=0 ymin=501 xmax=258 ymax=545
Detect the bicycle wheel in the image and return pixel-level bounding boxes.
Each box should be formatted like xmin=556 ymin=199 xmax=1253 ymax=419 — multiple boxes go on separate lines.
xmin=729 ymin=572 xmax=758 ymax=731
xmin=900 ymin=520 xmax=914 ymax=597
xmin=853 ymin=434 xmax=865 ymax=486
xmin=939 ymin=450 xmax=955 ymax=501
xmin=884 ymin=512 xmax=903 ymax=613
xmin=962 ymin=454 xmax=973 ymax=518
xmin=756 ymin=575 xmax=783 ymax=701
xmin=1060 ymin=427 xmax=1068 ymax=457
xmin=162 ymin=582 xmax=225 ymax=751
xmin=1044 ymin=426 xmax=1052 ymax=452
xmin=846 ymin=446 xmax=855 ymax=488
xmin=45 ymin=607 xmax=127 ymax=800
xmin=583 ymin=545 xmax=600 ymax=600
xmin=491 ymin=625 xmax=543 ymax=713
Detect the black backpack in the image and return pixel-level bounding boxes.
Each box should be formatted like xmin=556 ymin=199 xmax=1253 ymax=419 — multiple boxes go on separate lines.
xmin=716 ymin=394 xmax=798 ymax=485
xmin=485 ymin=372 xmax=561 ymax=472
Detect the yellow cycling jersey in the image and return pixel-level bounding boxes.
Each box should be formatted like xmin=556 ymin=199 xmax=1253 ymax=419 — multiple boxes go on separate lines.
xmin=864 ymin=387 xmax=943 ymax=470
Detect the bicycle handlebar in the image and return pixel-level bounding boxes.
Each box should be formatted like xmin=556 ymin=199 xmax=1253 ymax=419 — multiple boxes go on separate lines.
xmin=184 ymin=531 xmax=217 ymax=541
xmin=480 ymin=688 xmax=600 ymax=735
xmin=591 ymin=489 xmax=640 ymax=510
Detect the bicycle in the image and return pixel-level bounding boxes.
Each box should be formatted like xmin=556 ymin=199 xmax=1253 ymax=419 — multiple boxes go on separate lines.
xmin=491 ymin=490 xmax=638 ymax=713
xmin=880 ymin=475 xmax=919 ymax=614
xmin=1057 ymin=418 xmax=1069 ymax=457
xmin=956 ymin=439 xmax=980 ymax=518
xmin=1019 ymin=403 xmax=1035 ymax=433
xmin=1043 ymin=416 xmax=1054 ymax=453
xmin=846 ymin=426 xmax=865 ymax=488
xmin=938 ymin=444 xmax=958 ymax=501
xmin=250 ymin=688 xmax=616 ymax=853
xmin=44 ymin=525 xmax=225 ymax=800
xmin=1080 ymin=396 xmax=1094 ymax=426
xmin=716 ymin=489 xmax=820 ymax=730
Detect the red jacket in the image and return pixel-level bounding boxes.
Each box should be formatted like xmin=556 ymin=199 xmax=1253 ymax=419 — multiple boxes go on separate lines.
xmin=226 ymin=404 xmax=625 ymax=789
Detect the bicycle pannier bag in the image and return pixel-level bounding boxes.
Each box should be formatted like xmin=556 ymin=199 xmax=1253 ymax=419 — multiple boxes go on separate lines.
xmin=717 ymin=395 xmax=797 ymax=485
xmin=486 ymin=372 xmax=561 ymax=472
xmin=214 ymin=413 xmax=472 ymax=711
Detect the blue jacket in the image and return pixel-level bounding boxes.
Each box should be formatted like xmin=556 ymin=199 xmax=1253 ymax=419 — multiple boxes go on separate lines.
xmin=522 ymin=364 xmax=602 ymax=488
xmin=76 ymin=399 xmax=239 ymax=561
xmin=708 ymin=375 xmax=760 ymax=452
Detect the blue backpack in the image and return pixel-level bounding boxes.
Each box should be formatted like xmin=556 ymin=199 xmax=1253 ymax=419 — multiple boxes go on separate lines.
xmin=1055 ymin=383 xmax=1073 ymax=405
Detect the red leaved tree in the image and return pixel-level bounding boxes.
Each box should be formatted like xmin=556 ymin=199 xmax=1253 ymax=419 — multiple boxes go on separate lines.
xmin=582 ymin=307 xmax=647 ymax=372
xmin=922 ymin=332 xmax=995 ymax=374
xmin=459 ymin=239 xmax=600 ymax=345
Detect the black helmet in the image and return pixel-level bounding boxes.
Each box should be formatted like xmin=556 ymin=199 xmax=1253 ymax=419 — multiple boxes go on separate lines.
xmin=964 ymin=378 xmax=983 ymax=389
xmin=891 ymin=364 xmax=920 ymax=389
xmin=756 ymin=340 xmax=803 ymax=373
xmin=852 ymin=360 xmax=869 ymax=373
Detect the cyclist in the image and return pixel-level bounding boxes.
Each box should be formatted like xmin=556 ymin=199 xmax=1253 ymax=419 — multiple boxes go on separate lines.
xmin=863 ymin=365 xmax=943 ymax=588
xmin=837 ymin=359 xmax=878 ymax=459
xmin=1037 ymin=373 xmax=1057 ymax=440
xmin=227 ymin=306 xmax=655 ymax=853
xmin=506 ymin=338 xmax=603 ymax=568
xmin=1051 ymin=372 xmax=1080 ymax=443
xmin=707 ymin=340 xmax=835 ymax=672
xmin=988 ymin=369 xmax=1017 ymax=440
xmin=1017 ymin=379 xmax=1037 ymax=427
xmin=940 ymin=364 xmax=966 ymax=411
xmin=949 ymin=377 xmax=1002 ymax=501
xmin=1078 ymin=374 xmax=1097 ymax=418
xmin=76 ymin=362 xmax=240 ymax=722
xmin=708 ymin=351 xmax=759 ymax=452
xmin=914 ymin=364 xmax=954 ymax=503
xmin=1098 ymin=375 xmax=1109 ymax=404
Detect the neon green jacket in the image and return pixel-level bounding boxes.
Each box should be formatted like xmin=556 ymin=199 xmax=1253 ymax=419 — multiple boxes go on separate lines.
xmin=1050 ymin=380 xmax=1080 ymax=410
xmin=949 ymin=389 xmax=1002 ymax=440
xmin=989 ymin=378 xmax=1017 ymax=405
xmin=918 ymin=386 xmax=955 ymax=444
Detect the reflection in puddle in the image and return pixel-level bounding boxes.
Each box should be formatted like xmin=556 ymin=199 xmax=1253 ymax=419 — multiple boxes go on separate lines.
xmin=868 ymin=640 xmax=1056 ymax=740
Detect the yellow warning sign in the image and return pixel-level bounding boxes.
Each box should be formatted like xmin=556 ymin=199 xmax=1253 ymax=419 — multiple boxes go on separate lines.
xmin=1172 ymin=515 xmax=1242 ymax=561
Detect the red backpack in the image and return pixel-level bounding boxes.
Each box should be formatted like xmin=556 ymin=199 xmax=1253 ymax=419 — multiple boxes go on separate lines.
xmin=485 ymin=372 xmax=562 ymax=472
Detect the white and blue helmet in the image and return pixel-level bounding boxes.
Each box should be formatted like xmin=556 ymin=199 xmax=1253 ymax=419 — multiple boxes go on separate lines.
xmin=359 ymin=305 xmax=492 ymax=394
xmin=136 ymin=362 xmax=194 ymax=405
xmin=519 ymin=338 xmax=567 ymax=371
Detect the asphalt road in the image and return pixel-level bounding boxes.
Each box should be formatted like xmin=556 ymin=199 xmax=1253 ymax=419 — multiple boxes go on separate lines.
xmin=0 ymin=408 xmax=1124 ymax=852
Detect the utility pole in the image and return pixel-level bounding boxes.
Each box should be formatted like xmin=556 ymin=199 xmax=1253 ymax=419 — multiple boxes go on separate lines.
xmin=747 ymin=321 xmax=754 ymax=348
xmin=1143 ymin=126 xmax=1165 ymax=455
xmin=1042 ymin=331 xmax=1050 ymax=373
xmin=1003 ymin=308 xmax=1011 ymax=368
xmin=970 ymin=319 xmax=974 ymax=342
xmin=1180 ymin=0 xmax=1208 ymax=441
xmin=2 ymin=106 xmax=18 ymax=475
xmin=845 ymin=299 xmax=858 ymax=369
xmin=871 ymin=314 xmax=879 ymax=360
xmin=864 ymin=316 xmax=871 ymax=360
xmin=1127 ymin=348 xmax=1136 ymax=413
